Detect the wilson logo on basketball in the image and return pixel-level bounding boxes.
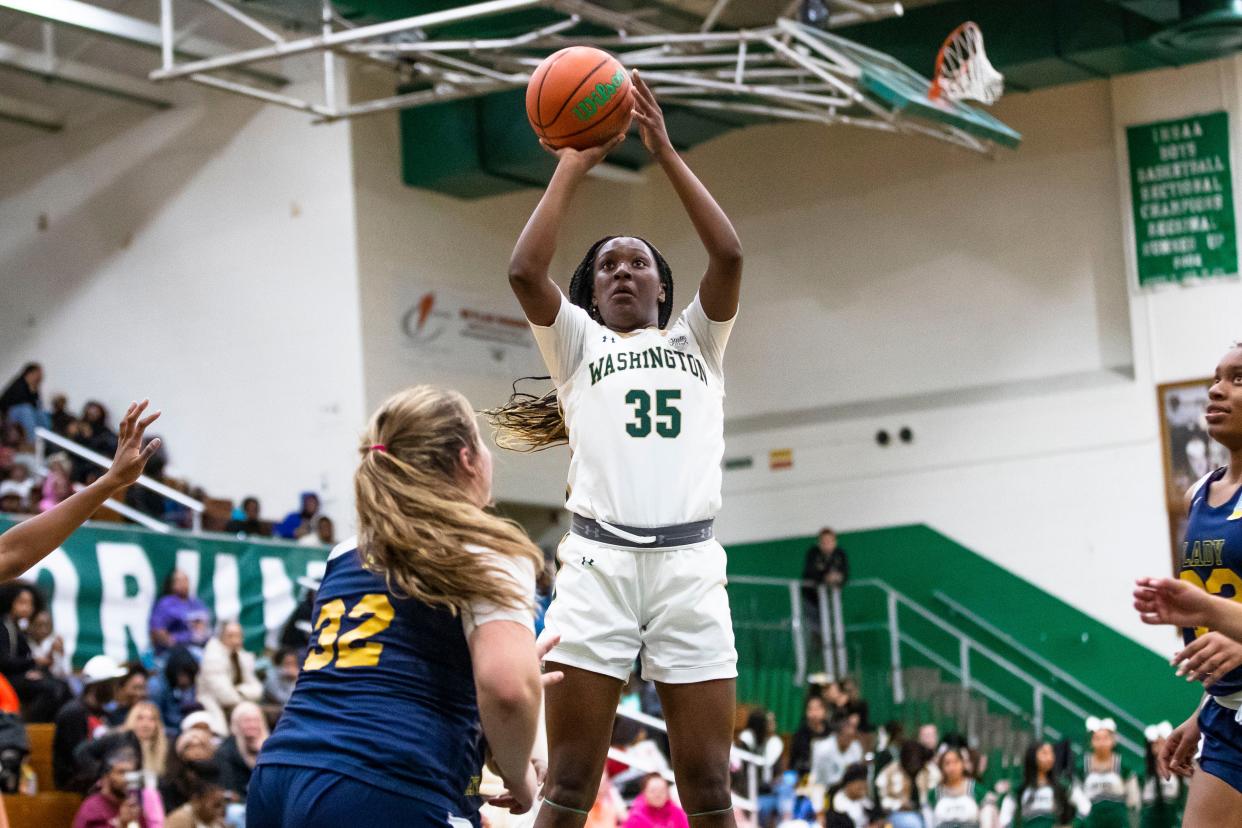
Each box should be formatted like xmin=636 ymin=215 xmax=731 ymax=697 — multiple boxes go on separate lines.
xmin=572 ymin=70 xmax=627 ymax=123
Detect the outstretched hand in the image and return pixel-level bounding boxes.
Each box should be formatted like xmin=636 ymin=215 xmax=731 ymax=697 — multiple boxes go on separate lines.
xmin=1134 ymin=577 xmax=1219 ymax=629
xmin=101 ymin=400 xmax=162 ymax=491
xmin=631 ymin=70 xmax=673 ymax=158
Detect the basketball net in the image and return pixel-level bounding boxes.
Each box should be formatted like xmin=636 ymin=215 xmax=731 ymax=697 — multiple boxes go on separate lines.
xmin=930 ymin=22 xmax=1004 ymax=106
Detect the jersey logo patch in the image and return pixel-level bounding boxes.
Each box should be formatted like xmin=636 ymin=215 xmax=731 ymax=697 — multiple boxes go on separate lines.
xmin=579 ymin=556 xmax=595 ymax=567
xmin=669 ymin=334 xmax=688 ymax=348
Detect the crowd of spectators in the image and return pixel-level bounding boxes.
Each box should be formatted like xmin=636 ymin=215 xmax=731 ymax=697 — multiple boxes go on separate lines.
xmin=722 ymin=673 xmax=1166 ymax=828
xmin=0 ymin=363 xmax=338 ymax=544
xmin=0 ymin=571 xmax=305 ymax=827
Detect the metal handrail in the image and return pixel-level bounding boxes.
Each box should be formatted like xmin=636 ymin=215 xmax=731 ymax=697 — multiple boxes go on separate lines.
xmin=848 ymin=578 xmax=1143 ymax=758
xmin=931 ymin=590 xmax=1147 ymax=734
xmin=35 ymin=426 xmax=205 ymax=532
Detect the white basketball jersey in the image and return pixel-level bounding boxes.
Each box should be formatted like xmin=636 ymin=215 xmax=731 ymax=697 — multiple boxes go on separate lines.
xmin=530 ymin=292 xmax=733 ymax=527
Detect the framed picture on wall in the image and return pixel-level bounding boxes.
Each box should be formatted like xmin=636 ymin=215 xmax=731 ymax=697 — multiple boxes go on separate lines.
xmin=1158 ymin=378 xmax=1230 ymax=571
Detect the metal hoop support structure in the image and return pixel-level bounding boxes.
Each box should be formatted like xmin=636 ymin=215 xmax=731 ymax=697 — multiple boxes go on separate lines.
xmin=133 ymin=0 xmax=1017 ymax=153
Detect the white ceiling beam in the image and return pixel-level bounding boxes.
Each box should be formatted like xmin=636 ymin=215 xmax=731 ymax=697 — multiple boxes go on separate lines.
xmin=149 ymin=0 xmax=541 ymax=82
xmin=0 ymin=41 xmax=172 ymax=108
xmin=0 ymin=0 xmax=287 ymax=86
xmin=0 ymin=92 xmax=64 ymax=130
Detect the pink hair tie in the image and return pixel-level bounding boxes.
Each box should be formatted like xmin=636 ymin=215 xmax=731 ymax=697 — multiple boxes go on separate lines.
xmin=369 ymin=444 xmax=387 ymax=453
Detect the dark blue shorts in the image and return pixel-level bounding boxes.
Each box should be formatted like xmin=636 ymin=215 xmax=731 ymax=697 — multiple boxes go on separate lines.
xmin=247 ymin=764 xmax=479 ymax=828
xmin=1198 ymin=697 xmax=1242 ymax=795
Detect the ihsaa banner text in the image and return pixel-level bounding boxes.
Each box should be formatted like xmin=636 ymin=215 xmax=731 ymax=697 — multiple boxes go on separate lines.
xmin=0 ymin=518 xmax=329 ymax=668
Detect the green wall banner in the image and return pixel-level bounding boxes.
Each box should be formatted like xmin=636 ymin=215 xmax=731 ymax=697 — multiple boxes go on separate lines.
xmin=1127 ymin=111 xmax=1238 ymax=287
xmin=0 ymin=518 xmax=329 ymax=668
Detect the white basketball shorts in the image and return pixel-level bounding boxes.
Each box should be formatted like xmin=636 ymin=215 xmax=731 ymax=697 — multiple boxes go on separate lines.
xmin=538 ymin=532 xmax=738 ymax=684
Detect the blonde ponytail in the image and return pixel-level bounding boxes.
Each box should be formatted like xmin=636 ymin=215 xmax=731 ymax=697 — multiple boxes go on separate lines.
xmin=355 ymin=386 xmax=542 ymax=615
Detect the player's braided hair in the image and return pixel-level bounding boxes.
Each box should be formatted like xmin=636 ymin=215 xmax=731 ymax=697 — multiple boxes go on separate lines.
xmin=483 ymin=235 xmax=673 ymax=452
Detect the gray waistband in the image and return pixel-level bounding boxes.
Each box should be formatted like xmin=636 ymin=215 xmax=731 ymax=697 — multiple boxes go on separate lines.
xmin=570 ymin=514 xmax=715 ymax=549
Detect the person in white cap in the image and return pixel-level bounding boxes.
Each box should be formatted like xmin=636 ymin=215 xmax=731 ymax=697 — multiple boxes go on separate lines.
xmin=0 ymin=399 xmax=162 ymax=582
xmin=52 ymin=653 xmax=127 ymax=792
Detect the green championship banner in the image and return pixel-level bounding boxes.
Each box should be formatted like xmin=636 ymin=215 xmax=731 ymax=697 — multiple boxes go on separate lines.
xmin=1127 ymin=111 xmax=1238 ymax=287
xmin=0 ymin=518 xmax=329 ymax=668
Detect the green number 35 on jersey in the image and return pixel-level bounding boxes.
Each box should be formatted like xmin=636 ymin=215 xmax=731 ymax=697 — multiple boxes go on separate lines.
xmin=625 ymin=389 xmax=681 ymax=438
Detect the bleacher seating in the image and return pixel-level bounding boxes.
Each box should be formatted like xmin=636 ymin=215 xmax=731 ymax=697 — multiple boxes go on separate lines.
xmin=4 ymin=723 xmax=81 ymax=828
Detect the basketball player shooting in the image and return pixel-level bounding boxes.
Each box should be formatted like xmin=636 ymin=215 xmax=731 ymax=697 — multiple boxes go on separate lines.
xmin=491 ymin=69 xmax=744 ymax=827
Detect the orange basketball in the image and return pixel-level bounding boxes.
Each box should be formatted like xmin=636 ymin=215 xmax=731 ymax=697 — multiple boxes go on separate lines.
xmin=527 ymin=46 xmax=633 ymax=151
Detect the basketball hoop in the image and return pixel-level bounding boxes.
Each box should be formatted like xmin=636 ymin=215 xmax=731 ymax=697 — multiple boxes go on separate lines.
xmin=930 ymin=22 xmax=1004 ymax=106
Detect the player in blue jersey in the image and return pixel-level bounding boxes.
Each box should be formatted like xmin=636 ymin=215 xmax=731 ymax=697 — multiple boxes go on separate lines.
xmin=1131 ymin=343 xmax=1242 ymax=828
xmin=247 ymin=386 xmax=552 ymax=828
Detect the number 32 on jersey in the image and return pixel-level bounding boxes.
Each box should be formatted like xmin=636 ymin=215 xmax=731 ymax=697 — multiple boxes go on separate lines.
xmin=303 ymin=594 xmax=395 ymax=671
xmin=1181 ymin=568 xmax=1242 ymax=638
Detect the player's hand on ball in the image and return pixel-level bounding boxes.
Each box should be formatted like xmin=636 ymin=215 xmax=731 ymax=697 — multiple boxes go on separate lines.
xmin=541 ymin=131 xmax=627 ymax=172
xmin=1160 ymin=714 xmax=1200 ymax=779
xmin=631 ymin=70 xmax=673 ymax=158
xmin=1172 ymin=631 xmax=1242 ymax=689
xmin=102 ymin=399 xmax=162 ymax=491
xmin=1134 ymin=577 xmax=1216 ymax=629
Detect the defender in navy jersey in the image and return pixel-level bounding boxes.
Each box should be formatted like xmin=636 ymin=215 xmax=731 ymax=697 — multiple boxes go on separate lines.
xmin=247 ymin=386 xmax=549 ymax=828
xmin=1133 ymin=343 xmax=1242 ymax=828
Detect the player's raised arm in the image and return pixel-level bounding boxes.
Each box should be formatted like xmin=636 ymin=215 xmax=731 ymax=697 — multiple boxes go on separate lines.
xmin=631 ymin=69 xmax=743 ymax=322
xmin=0 ymin=400 xmax=161 ymax=582
xmin=508 ymin=133 xmax=627 ymax=326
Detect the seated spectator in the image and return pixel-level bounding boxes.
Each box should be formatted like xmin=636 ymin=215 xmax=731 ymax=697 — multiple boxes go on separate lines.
xmin=39 ymin=454 xmax=73 ymax=513
xmin=54 ymin=655 xmax=127 ymax=791
xmin=27 ymin=608 xmax=70 ymax=681
xmin=609 ymin=718 xmax=672 ymax=797
xmin=586 ymin=769 xmax=628 ymax=828
xmin=157 ymin=647 xmax=201 ymax=733
xmin=298 ymin=515 xmax=336 ymax=547
xmin=623 ymin=774 xmax=688 ymax=828
xmin=0 ymin=581 xmax=68 ymax=721
xmin=0 ymin=465 xmax=34 ymax=504
xmin=71 ymin=747 xmax=156 ymax=828
xmin=106 ymin=664 xmax=149 ymax=727
xmin=812 ymin=718 xmax=863 ymax=789
xmin=74 ymin=699 xmax=168 ymax=789
xmin=738 ymin=708 xmax=785 ymax=784
xmin=790 ymin=695 xmax=832 ymax=777
xmin=150 ymin=569 xmax=212 ymax=657
xmin=874 ymin=720 xmax=904 ymax=771
xmin=165 ymin=760 xmax=228 ymax=828
xmin=839 ymin=678 xmax=871 ymax=733
xmin=917 ymin=723 xmax=943 ymax=790
xmin=72 ymin=401 xmax=118 ymax=484
xmin=224 ymin=497 xmax=268 ymax=537
xmin=829 ymin=763 xmax=873 ymax=828
xmin=215 ymin=701 xmax=268 ymax=801
xmin=278 ymin=579 xmax=318 ymax=651
xmin=0 ymin=492 xmax=24 ymax=516
xmin=197 ymin=621 xmax=261 ymax=736
xmin=0 ymin=364 xmax=48 ymax=442
xmin=160 ymin=736 xmax=218 ymax=814
xmin=274 ymin=492 xmax=320 ymax=540
xmin=261 ymin=648 xmax=299 ymax=722
xmin=50 ymin=394 xmax=74 ymax=437
xmin=875 ymin=740 xmax=931 ymax=828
